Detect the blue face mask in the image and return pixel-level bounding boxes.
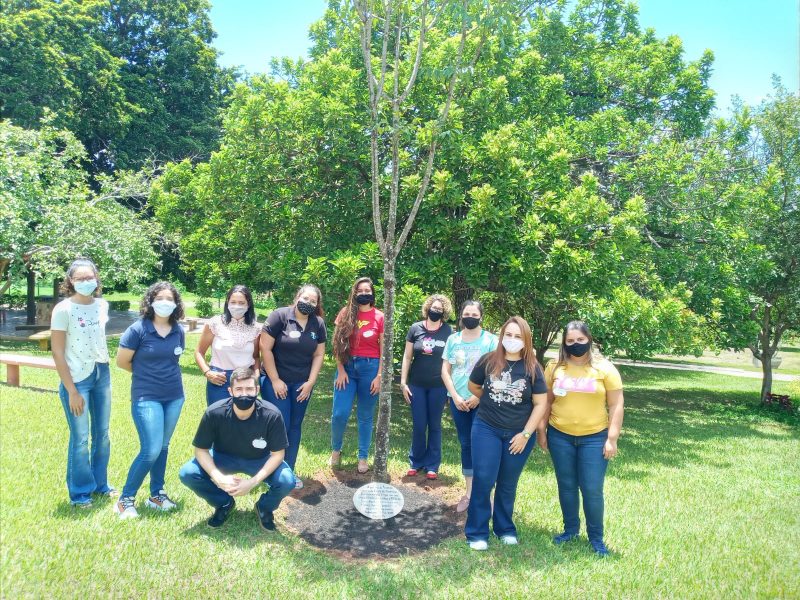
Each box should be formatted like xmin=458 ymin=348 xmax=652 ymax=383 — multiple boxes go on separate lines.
xmin=152 ymin=300 xmax=177 ymax=318
xmin=73 ymin=279 xmax=97 ymax=297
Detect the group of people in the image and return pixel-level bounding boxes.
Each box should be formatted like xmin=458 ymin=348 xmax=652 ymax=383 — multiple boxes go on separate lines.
xmin=51 ymin=258 xmax=624 ymax=554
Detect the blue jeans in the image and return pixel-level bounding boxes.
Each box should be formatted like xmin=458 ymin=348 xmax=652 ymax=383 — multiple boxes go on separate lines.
xmin=465 ymin=417 xmax=535 ymax=542
xmin=331 ymin=357 xmax=379 ymax=460
xmin=58 ymin=362 xmax=112 ymax=505
xmin=179 ymin=450 xmax=294 ymax=511
xmin=122 ymin=397 xmax=185 ymax=498
xmin=206 ymin=367 xmax=234 ymax=405
xmin=449 ymin=398 xmax=478 ymax=476
xmin=408 ymin=384 xmax=447 ymax=472
xmin=547 ymin=426 xmax=609 ymax=543
xmin=261 ymin=377 xmax=311 ymax=471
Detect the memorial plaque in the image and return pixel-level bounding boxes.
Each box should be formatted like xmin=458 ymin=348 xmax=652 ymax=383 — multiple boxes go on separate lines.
xmin=353 ymin=482 xmax=404 ymax=520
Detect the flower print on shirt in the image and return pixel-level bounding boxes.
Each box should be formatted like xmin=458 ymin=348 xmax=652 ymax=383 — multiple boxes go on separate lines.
xmin=487 ymin=370 xmax=527 ymax=405
xmin=553 ymin=376 xmax=597 ymax=394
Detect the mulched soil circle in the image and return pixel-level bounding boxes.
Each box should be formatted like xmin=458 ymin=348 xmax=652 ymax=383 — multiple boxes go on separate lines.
xmin=282 ymin=471 xmax=465 ymax=560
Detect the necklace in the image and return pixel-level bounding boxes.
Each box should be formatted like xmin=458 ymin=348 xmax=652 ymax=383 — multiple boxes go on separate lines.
xmin=503 ymin=358 xmax=521 ymax=375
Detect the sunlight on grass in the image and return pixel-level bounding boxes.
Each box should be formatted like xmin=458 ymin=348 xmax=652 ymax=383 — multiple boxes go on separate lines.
xmin=1 ymin=337 xmax=798 ymax=597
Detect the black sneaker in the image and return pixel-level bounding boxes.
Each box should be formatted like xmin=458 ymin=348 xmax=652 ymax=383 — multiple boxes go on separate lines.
xmin=207 ymin=500 xmax=235 ymax=528
xmin=255 ymin=504 xmax=275 ymax=531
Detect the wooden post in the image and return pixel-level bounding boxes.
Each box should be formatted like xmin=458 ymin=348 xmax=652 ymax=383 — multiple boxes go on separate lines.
xmin=6 ymin=364 xmax=20 ymax=387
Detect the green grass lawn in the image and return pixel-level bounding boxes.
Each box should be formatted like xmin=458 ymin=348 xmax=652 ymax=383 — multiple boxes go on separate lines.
xmin=1 ymin=336 xmax=798 ymax=598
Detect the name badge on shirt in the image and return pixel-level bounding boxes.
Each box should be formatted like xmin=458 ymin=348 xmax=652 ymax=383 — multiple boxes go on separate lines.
xmin=288 ymin=330 xmax=301 ymax=339
xmin=553 ymin=387 xmax=567 ymax=397
xmin=363 ymin=330 xmax=374 ymax=338
xmin=252 ymin=437 xmax=267 ymax=449
xmin=174 ymin=346 xmax=183 ymax=356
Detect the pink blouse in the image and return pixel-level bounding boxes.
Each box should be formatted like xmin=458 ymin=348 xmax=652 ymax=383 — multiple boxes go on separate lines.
xmin=208 ymin=315 xmax=261 ymax=371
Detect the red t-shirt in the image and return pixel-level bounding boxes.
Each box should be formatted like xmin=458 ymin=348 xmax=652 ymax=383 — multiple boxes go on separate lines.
xmin=337 ymin=307 xmax=384 ymax=359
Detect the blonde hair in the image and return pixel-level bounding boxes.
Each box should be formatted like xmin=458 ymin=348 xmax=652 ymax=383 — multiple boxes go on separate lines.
xmin=421 ymin=294 xmax=453 ymax=320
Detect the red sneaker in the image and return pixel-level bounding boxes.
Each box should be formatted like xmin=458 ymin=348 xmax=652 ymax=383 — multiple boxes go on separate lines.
xmin=406 ymin=469 xmax=418 ymax=477
xmin=426 ymin=471 xmax=438 ymax=480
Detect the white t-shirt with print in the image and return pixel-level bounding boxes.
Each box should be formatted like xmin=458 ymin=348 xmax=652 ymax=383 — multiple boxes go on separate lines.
xmin=50 ymin=298 xmax=110 ymax=382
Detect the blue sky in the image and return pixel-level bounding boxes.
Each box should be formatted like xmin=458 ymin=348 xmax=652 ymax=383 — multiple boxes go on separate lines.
xmin=209 ymin=0 xmax=798 ymax=112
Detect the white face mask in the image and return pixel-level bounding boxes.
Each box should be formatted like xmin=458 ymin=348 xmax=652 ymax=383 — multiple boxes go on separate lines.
xmin=228 ymin=305 xmax=248 ymax=318
xmin=152 ymin=300 xmax=177 ymax=318
xmin=502 ymin=337 xmax=524 ymax=354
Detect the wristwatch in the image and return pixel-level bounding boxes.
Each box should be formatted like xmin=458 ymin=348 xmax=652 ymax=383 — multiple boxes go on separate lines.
xmin=522 ymin=430 xmax=532 ymax=439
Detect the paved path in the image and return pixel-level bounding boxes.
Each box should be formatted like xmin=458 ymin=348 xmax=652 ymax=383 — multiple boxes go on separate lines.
xmin=542 ymin=350 xmax=799 ymax=382
xmin=612 ymin=358 xmax=799 ymax=382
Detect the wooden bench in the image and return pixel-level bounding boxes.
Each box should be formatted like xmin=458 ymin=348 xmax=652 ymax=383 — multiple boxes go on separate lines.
xmin=0 ymin=353 xmax=57 ymax=387
xmin=30 ymin=330 xmax=52 ymax=351
xmin=185 ymin=318 xmax=200 ymax=332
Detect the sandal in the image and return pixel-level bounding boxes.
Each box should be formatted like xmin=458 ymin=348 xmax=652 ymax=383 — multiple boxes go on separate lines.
xmin=357 ymin=459 xmax=369 ymax=474
xmin=328 ymin=451 xmax=341 ymax=467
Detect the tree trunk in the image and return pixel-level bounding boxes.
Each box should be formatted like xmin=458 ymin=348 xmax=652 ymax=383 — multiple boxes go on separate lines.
xmin=760 ymin=355 xmax=773 ymax=403
xmin=451 ymin=272 xmax=473 ymax=316
xmin=25 ymin=264 xmax=36 ymax=325
xmin=373 ymin=255 xmax=397 ymax=483
xmin=53 ymin=277 xmax=60 ymax=300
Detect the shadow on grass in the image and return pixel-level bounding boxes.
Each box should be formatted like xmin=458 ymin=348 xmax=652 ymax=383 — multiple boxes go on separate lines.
xmin=181 ymin=510 xmax=289 ymax=549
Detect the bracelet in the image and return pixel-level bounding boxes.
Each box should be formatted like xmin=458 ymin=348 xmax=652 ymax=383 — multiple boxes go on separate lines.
xmin=203 ymin=369 xmax=210 ymax=375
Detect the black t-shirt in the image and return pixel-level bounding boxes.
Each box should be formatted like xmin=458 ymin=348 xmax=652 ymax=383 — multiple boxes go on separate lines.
xmin=406 ymin=321 xmax=452 ymax=388
xmin=192 ymin=398 xmax=289 ymax=460
xmin=469 ymin=355 xmax=548 ymax=431
xmin=263 ymin=306 xmax=327 ymax=383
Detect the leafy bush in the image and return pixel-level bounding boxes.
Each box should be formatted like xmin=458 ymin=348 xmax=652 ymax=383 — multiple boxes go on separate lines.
xmin=194 ymin=297 xmax=214 ymax=318
xmin=1 ymin=293 xmax=27 ymax=309
xmin=107 ymin=300 xmax=131 ymax=312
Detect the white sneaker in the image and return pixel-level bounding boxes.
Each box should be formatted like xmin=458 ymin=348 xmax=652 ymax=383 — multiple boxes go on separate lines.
xmin=500 ymin=535 xmax=518 ymax=545
xmin=468 ymin=540 xmax=488 ymax=551
xmin=294 ymin=478 xmax=304 ymax=490
xmin=145 ymin=490 xmax=177 ymax=512
xmin=114 ymin=496 xmax=139 ymax=519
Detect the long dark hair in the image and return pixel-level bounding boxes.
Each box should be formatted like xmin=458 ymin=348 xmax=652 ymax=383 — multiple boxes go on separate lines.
xmin=294 ymin=284 xmax=325 ymax=318
xmin=555 ymin=320 xmax=598 ymax=368
xmin=458 ymin=299 xmax=483 ymax=330
xmin=485 ymin=316 xmax=539 ymax=378
xmin=333 ymin=277 xmax=374 ymax=363
xmin=223 ymin=284 xmax=256 ymax=325
xmin=139 ymin=281 xmax=185 ymax=325
xmin=60 ymin=257 xmax=102 ymax=297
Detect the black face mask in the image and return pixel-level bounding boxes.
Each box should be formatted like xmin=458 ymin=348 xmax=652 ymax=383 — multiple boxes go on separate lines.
xmin=565 ymin=341 xmax=591 ymax=357
xmin=461 ymin=317 xmax=481 ymax=330
xmin=427 ymin=310 xmax=443 ymax=322
xmin=356 ymin=293 xmax=374 ymax=306
xmin=232 ymin=394 xmax=257 ymax=410
xmin=296 ymin=300 xmax=316 ymax=315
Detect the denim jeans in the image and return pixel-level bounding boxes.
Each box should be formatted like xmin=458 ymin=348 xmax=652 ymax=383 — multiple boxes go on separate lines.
xmin=261 ymin=377 xmax=311 ymax=470
xmin=178 ymin=449 xmax=295 ymax=511
xmin=330 ymin=357 xmax=379 ymax=460
xmin=449 ymin=398 xmax=478 ymax=476
xmin=206 ymin=367 xmax=234 ymax=405
xmin=547 ymin=426 xmax=609 ymax=543
xmin=58 ymin=362 xmax=112 ymax=505
xmin=408 ymin=384 xmax=447 ymax=472
xmin=465 ymin=417 xmax=535 ymax=542
xmin=122 ymin=397 xmax=185 ymax=498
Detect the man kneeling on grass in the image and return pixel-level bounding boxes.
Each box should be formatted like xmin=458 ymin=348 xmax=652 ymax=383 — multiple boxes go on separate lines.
xmin=179 ymin=366 xmax=294 ymax=530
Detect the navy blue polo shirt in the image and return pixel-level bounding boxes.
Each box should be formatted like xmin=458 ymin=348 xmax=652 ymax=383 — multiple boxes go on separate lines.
xmin=119 ymin=318 xmax=185 ymax=402
xmin=263 ymin=306 xmax=327 ymax=383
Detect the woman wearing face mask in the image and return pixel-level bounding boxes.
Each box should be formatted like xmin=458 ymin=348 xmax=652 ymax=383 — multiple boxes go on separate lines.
xmin=51 ymin=258 xmax=115 ymax=507
xmin=195 ymin=285 xmax=261 ymax=406
xmin=441 ymin=300 xmax=498 ymax=511
xmin=330 ymin=277 xmax=383 ymax=474
xmin=538 ymin=321 xmax=624 ymax=556
xmin=465 ymin=316 xmax=548 ymax=550
xmin=114 ymin=282 xmax=187 ymax=519
xmin=260 ymin=284 xmax=326 ymax=488
xmin=400 ymin=294 xmax=453 ymax=480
